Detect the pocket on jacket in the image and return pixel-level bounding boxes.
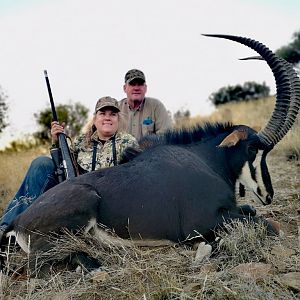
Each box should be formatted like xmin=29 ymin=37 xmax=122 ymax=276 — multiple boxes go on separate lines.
xmin=142 ymin=123 xmax=155 ymax=135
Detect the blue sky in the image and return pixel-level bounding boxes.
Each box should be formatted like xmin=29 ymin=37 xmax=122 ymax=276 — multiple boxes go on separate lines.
xmin=0 ymin=0 xmax=299 ymax=148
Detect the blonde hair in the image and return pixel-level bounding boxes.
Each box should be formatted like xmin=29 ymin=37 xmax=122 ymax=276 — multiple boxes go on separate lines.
xmin=81 ymin=117 xmax=95 ymax=147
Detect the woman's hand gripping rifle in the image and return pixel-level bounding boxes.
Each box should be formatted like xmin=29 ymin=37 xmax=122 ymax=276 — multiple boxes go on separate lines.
xmin=44 ymin=70 xmax=78 ymax=182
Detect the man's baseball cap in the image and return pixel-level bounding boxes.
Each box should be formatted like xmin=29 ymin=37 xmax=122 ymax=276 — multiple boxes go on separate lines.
xmin=95 ymin=96 xmax=120 ymax=113
xmin=124 ymin=69 xmax=146 ymax=84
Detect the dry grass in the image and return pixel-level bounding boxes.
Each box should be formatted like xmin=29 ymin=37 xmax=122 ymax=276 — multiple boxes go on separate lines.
xmin=0 ymin=97 xmax=299 ymax=299
xmin=176 ymin=96 xmax=275 ymax=129
xmin=0 ymin=147 xmax=48 ymax=213
xmin=0 ymin=221 xmax=298 ymax=299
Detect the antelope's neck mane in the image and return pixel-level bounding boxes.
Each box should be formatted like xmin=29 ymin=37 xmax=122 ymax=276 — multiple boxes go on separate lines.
xmin=142 ymin=122 xmax=235 ymax=147
xmin=120 ymin=122 xmax=237 ymax=164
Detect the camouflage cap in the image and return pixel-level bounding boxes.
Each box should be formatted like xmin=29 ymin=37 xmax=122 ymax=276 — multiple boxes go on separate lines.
xmin=95 ymin=96 xmax=120 ymax=113
xmin=124 ymin=69 xmax=146 ymax=84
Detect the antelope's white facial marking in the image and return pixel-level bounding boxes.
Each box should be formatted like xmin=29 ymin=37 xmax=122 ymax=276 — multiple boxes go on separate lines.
xmin=238 ymin=150 xmax=271 ymax=205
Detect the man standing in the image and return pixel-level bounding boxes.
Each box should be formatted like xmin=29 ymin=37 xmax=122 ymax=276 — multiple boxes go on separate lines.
xmin=119 ymin=69 xmax=172 ymax=140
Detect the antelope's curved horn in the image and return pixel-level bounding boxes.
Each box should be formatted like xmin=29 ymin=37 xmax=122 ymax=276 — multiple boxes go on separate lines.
xmin=203 ymin=34 xmax=300 ymax=148
xmin=239 ymin=55 xmax=300 ymax=143
xmin=239 ymin=55 xmax=263 ymax=61
xmin=274 ymin=59 xmax=300 ymax=142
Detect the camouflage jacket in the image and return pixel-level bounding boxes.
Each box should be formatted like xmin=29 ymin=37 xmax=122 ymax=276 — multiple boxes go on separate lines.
xmin=73 ymin=131 xmax=138 ymax=173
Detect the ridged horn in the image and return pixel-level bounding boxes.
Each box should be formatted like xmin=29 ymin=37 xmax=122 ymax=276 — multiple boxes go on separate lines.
xmin=239 ymin=55 xmax=300 ymax=142
xmin=203 ymin=34 xmax=300 ymax=148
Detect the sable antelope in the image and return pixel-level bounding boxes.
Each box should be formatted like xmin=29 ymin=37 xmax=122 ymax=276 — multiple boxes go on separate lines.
xmin=3 ymin=35 xmax=300 ymax=272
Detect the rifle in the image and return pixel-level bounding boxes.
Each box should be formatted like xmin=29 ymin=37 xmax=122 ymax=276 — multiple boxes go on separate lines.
xmin=44 ymin=70 xmax=77 ymax=182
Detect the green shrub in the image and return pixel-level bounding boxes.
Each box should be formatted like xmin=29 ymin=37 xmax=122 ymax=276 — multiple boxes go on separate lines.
xmin=209 ymin=81 xmax=270 ymax=106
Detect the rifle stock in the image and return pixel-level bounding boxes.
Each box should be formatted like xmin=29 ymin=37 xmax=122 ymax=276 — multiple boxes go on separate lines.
xmin=44 ymin=70 xmax=77 ymax=181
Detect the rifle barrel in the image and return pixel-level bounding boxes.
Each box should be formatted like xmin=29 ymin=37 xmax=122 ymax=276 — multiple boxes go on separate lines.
xmin=44 ymin=70 xmax=77 ymax=179
xmin=44 ymin=70 xmax=58 ymax=121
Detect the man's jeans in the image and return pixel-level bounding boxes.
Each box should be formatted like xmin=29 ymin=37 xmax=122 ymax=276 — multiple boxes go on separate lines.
xmin=0 ymin=156 xmax=58 ymax=230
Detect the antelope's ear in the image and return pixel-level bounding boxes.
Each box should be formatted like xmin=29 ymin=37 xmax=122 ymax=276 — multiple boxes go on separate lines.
xmin=218 ymin=127 xmax=248 ymax=147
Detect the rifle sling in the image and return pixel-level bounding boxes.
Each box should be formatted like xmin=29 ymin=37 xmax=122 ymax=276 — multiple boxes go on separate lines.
xmin=91 ymin=141 xmax=98 ymax=171
xmin=112 ymin=135 xmax=117 ymax=167
xmin=91 ymin=135 xmax=117 ymax=171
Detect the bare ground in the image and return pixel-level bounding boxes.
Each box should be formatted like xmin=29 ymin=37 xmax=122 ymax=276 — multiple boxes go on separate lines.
xmin=247 ymin=154 xmax=300 ymax=241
